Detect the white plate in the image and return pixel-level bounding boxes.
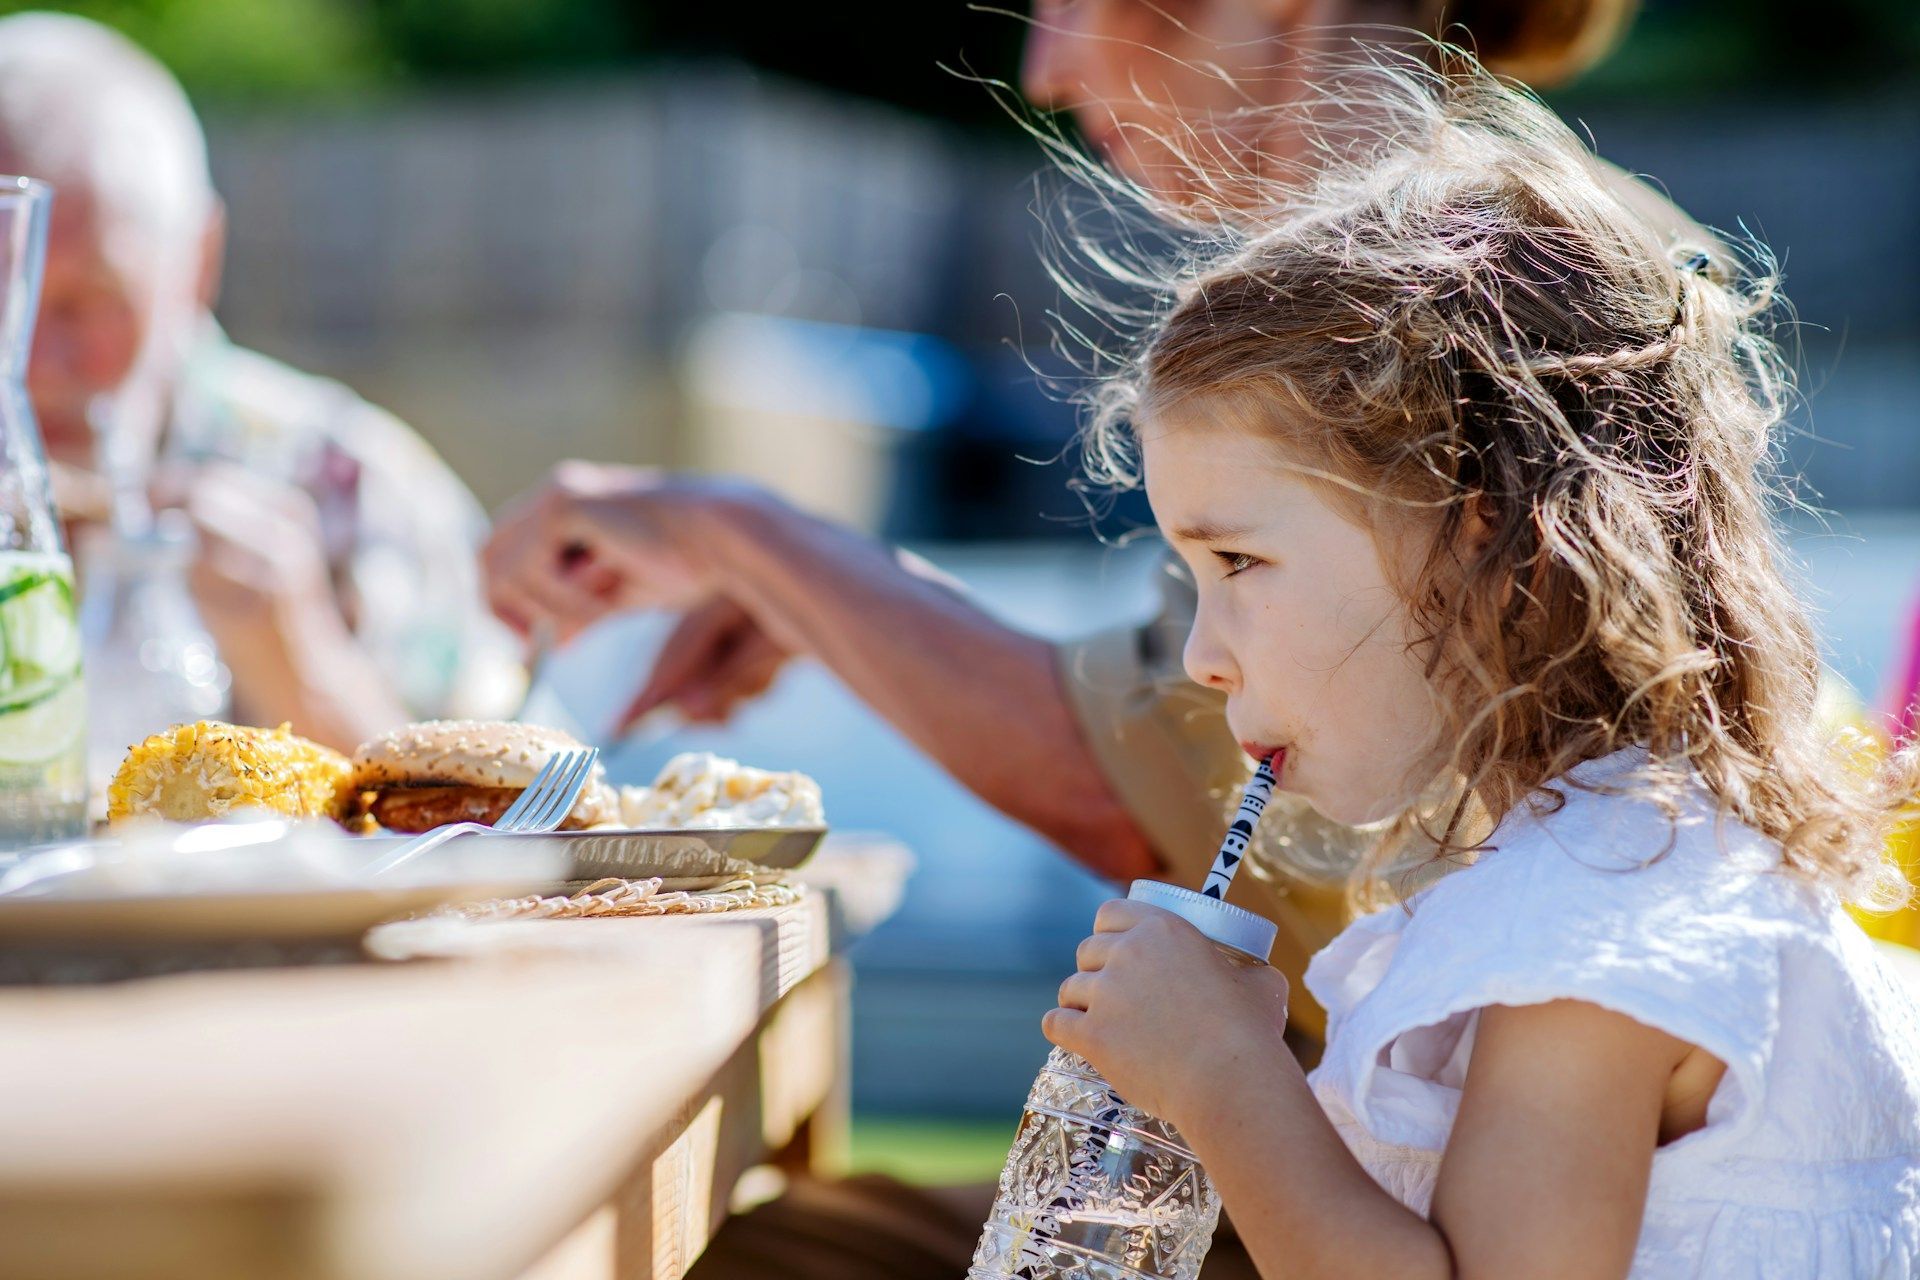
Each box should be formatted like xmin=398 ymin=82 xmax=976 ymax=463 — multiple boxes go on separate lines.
xmin=0 ymin=824 xmax=826 ymax=947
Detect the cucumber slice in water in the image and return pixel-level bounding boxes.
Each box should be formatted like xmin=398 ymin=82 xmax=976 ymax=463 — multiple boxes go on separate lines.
xmin=0 ymin=556 xmax=84 ymax=765
xmin=0 ymin=566 xmax=79 ymax=687
xmin=0 ymin=674 xmax=83 ymax=765
xmin=0 ymin=667 xmax=79 ymax=715
xmin=0 ymin=571 xmax=54 ymax=607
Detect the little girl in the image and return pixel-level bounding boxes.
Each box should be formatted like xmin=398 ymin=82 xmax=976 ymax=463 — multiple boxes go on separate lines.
xmin=1044 ymin=54 xmax=1920 ymax=1278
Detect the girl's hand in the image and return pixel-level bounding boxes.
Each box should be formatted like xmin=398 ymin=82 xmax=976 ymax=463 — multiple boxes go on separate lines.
xmin=1044 ymin=898 xmax=1292 ymax=1130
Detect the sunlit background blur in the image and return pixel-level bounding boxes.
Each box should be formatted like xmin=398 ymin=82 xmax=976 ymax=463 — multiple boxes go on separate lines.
xmin=15 ymin=0 xmax=1917 ymax=1178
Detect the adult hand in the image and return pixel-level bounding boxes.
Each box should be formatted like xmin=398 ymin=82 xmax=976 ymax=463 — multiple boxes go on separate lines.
xmin=483 ymin=461 xmax=718 ymax=644
xmin=1045 ymin=898 xmax=1292 ymax=1129
xmin=182 ymin=462 xmax=407 ymax=749
xmin=620 ymin=595 xmax=792 ymax=729
xmin=185 ymin=462 xmax=339 ymax=651
xmin=48 ymin=458 xmax=114 ymax=526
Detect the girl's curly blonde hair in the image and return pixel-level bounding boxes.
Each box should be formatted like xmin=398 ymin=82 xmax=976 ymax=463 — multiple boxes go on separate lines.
xmin=1058 ymin=46 xmax=1917 ymax=905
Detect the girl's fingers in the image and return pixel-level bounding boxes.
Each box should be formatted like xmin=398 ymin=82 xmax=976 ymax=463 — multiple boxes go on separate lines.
xmin=1093 ymin=898 xmax=1150 ymax=933
xmin=1075 ymin=932 xmax=1116 ymax=972
xmin=1041 ymin=1005 xmax=1088 ymax=1053
xmin=1057 ymin=971 xmax=1101 ymax=1011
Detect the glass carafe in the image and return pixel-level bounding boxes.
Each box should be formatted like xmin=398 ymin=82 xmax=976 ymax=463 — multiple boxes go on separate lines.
xmin=971 ymin=881 xmax=1278 ymax=1280
xmin=0 ymin=177 xmax=86 ymax=849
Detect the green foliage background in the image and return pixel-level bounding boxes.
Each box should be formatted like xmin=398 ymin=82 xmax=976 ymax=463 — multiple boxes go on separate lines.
xmin=0 ymin=0 xmax=646 ymax=97
xmin=0 ymin=0 xmax=1911 ymax=113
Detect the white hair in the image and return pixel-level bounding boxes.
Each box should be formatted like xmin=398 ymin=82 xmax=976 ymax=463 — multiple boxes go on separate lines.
xmin=0 ymin=12 xmax=213 ymax=241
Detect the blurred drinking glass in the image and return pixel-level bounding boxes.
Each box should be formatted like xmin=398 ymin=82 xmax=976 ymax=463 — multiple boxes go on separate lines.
xmin=77 ymin=509 xmax=231 ymax=803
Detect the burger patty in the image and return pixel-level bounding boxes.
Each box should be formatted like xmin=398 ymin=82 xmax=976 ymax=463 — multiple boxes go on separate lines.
xmin=367 ymin=784 xmax=590 ymax=833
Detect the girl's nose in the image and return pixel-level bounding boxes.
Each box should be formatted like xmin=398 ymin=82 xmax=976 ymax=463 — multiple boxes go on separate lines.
xmin=1183 ymin=601 xmax=1239 ymax=694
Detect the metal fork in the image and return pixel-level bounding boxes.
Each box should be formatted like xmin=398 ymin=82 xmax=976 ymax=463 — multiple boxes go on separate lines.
xmin=364 ymin=747 xmax=601 ymax=878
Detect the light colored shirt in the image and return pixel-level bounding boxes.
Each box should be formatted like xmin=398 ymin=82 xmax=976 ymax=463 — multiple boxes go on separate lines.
xmin=1307 ymin=748 xmax=1920 ymax=1275
xmin=168 ymin=326 xmax=521 ymax=722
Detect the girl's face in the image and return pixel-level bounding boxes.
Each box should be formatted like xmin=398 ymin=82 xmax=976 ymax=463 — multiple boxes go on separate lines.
xmin=1142 ymin=414 xmax=1444 ymax=825
xmin=1022 ymin=0 xmax=1352 ymax=190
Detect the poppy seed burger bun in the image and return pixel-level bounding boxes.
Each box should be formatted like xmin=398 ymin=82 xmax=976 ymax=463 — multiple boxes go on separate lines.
xmin=352 ymin=720 xmax=582 ymax=788
xmin=350 ymin=720 xmax=618 ymax=831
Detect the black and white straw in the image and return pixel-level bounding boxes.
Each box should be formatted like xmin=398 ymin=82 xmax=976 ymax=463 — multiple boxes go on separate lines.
xmin=1200 ymin=754 xmax=1279 ymax=900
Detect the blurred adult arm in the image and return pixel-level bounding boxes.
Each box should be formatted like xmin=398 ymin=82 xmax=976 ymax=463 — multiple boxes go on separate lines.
xmin=167 ymin=344 xmax=523 ymax=752
xmin=183 ymin=463 xmax=408 ymax=750
xmin=624 ymin=595 xmax=792 ymax=727
xmin=46 ymin=406 xmax=409 ymax=749
xmin=622 ymin=512 xmax=1292 ymax=888
xmin=484 ymin=461 xmax=1160 ymax=881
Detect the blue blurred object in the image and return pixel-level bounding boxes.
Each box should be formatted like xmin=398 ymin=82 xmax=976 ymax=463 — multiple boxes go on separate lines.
xmin=878 ymin=345 xmax=1155 ymax=543
xmin=696 ymin=313 xmax=973 ymax=436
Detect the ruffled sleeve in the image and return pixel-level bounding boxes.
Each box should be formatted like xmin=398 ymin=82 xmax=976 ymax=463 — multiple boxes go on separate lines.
xmin=1306 ymin=784 xmax=1799 ymax=1162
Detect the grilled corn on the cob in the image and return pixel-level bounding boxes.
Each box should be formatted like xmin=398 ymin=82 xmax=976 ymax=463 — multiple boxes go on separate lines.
xmin=107 ymin=721 xmax=352 ymax=824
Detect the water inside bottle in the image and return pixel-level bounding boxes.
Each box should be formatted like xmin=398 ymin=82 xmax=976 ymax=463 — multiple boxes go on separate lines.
xmin=0 ymin=549 xmax=87 ymax=848
xmin=970 ymin=1049 xmax=1221 ymax=1280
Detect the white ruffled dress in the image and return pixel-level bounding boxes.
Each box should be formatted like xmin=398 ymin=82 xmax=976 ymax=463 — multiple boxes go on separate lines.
xmin=1305 ymin=749 xmax=1920 ymax=1277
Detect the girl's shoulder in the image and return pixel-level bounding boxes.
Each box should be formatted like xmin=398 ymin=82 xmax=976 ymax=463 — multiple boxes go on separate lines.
xmin=1307 ymin=755 xmax=1920 ymax=1259
xmin=1417 ymin=747 xmax=1818 ymax=944
xmin=1303 ymin=748 xmax=1911 ymax=1153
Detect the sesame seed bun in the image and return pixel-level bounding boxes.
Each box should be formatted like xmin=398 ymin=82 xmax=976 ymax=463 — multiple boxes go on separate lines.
xmin=350 ymin=720 xmax=617 ymax=829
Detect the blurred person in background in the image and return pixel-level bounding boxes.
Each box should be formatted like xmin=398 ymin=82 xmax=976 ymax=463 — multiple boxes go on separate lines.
xmin=484 ymin=4 xmax=1668 ymax=1277
xmin=0 ymin=11 xmax=518 ymax=753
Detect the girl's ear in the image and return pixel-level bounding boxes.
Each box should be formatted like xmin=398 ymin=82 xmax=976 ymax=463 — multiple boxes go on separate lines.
xmin=1460 ymin=493 xmax=1499 ymax=557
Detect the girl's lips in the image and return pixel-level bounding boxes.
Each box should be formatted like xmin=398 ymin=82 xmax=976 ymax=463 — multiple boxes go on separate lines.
xmin=1241 ymin=743 xmax=1287 ymax=768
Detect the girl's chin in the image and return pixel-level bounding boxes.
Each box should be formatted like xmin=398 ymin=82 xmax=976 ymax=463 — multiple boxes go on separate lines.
xmin=1296 ymin=793 xmax=1362 ymax=827
xmin=1286 ymin=773 xmax=1400 ymax=830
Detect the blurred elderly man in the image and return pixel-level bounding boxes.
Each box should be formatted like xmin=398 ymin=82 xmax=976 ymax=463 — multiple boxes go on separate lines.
xmin=0 ymin=12 xmax=517 ymax=750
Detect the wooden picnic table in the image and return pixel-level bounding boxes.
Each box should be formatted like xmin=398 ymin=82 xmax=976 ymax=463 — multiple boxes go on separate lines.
xmin=0 ymin=849 xmax=906 ymax=1280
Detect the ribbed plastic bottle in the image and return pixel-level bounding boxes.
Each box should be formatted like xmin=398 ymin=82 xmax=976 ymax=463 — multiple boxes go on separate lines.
xmin=969 ymin=879 xmax=1278 ymax=1280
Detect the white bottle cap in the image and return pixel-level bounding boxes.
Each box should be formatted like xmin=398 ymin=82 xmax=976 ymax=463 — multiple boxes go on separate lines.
xmin=1127 ymin=879 xmax=1277 ymax=963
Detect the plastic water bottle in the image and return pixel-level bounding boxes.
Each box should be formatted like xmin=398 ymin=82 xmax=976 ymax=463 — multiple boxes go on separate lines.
xmin=971 ymin=879 xmax=1279 ymax=1280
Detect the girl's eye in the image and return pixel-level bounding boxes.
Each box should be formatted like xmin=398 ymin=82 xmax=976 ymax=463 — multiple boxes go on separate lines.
xmin=1214 ymin=550 xmax=1261 ymax=579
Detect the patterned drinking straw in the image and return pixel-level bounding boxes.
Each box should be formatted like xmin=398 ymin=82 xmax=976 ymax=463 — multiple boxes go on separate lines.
xmin=1200 ymin=754 xmax=1279 ymax=900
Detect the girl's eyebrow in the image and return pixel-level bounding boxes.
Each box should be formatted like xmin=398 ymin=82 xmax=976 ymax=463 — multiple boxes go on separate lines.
xmin=1167 ymin=519 xmax=1256 ymax=544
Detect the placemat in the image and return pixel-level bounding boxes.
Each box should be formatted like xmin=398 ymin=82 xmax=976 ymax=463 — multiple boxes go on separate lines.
xmin=414 ymin=874 xmax=805 ymax=922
